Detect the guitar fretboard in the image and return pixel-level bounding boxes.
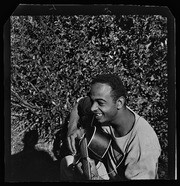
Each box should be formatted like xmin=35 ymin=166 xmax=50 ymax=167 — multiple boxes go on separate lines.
xmin=80 ymin=137 xmax=91 ymax=180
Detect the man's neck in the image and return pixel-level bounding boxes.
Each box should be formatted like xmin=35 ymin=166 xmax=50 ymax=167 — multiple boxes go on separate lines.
xmin=111 ymin=107 xmax=135 ymax=137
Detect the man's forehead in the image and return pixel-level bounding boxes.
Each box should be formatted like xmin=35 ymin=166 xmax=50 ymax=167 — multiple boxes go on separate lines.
xmin=90 ymin=83 xmax=112 ymax=97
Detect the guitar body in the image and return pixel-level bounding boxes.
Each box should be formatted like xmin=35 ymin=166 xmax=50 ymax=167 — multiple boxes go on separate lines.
xmin=85 ymin=126 xmax=112 ymax=161
xmin=78 ymin=126 xmax=112 ymax=180
xmin=79 ymin=137 xmax=92 ymax=180
xmin=78 ymin=114 xmax=112 ymax=180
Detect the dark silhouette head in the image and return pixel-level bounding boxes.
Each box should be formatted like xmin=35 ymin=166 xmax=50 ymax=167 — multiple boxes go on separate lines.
xmin=22 ymin=129 xmax=39 ymax=149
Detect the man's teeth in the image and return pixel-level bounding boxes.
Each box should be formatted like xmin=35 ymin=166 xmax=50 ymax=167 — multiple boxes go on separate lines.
xmin=96 ymin=113 xmax=102 ymax=116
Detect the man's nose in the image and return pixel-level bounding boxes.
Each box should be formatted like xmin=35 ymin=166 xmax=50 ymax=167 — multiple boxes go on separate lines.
xmin=91 ymin=102 xmax=98 ymax=112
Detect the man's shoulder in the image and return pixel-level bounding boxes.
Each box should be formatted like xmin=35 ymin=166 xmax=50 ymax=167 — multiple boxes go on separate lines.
xmin=133 ymin=116 xmax=161 ymax=150
xmin=78 ymin=96 xmax=91 ymax=104
xmin=127 ymin=106 xmax=159 ymax=141
xmin=136 ymin=117 xmax=154 ymax=133
xmin=78 ymin=96 xmax=92 ymax=116
xmin=127 ymin=106 xmax=153 ymax=133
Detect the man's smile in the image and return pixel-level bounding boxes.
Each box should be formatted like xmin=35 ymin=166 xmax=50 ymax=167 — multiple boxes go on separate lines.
xmin=94 ymin=113 xmax=103 ymax=120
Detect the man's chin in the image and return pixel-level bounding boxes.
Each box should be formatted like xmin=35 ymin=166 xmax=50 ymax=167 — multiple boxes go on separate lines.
xmin=94 ymin=117 xmax=109 ymax=126
xmin=99 ymin=120 xmax=109 ymax=126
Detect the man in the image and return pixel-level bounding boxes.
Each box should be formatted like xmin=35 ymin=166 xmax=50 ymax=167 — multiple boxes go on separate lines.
xmin=60 ymin=73 xmax=161 ymax=180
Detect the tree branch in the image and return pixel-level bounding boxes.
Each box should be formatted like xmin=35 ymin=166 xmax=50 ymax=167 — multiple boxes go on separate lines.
xmin=12 ymin=122 xmax=37 ymax=140
xmin=11 ymin=89 xmax=41 ymax=111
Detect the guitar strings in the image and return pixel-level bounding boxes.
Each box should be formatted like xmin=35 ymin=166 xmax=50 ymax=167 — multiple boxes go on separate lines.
xmin=95 ymin=154 xmax=126 ymax=179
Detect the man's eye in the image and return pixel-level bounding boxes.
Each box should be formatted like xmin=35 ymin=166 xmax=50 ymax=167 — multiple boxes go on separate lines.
xmin=98 ymin=102 xmax=104 ymax=106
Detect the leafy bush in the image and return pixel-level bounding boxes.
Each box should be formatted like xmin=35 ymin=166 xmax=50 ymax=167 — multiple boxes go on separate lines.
xmin=10 ymin=15 xmax=168 ymax=179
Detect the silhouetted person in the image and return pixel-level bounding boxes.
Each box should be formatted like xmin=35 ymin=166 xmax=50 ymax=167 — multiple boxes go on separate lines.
xmin=52 ymin=124 xmax=71 ymax=163
xmin=11 ymin=129 xmax=59 ymax=182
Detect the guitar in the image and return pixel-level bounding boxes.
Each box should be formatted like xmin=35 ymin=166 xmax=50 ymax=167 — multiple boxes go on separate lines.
xmin=78 ymin=125 xmax=112 ymax=180
xmin=79 ymin=136 xmax=92 ymax=180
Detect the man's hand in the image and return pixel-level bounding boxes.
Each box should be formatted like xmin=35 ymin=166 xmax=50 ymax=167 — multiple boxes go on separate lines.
xmin=73 ymin=159 xmax=100 ymax=180
xmin=89 ymin=159 xmax=100 ymax=180
xmin=67 ymin=128 xmax=85 ymax=155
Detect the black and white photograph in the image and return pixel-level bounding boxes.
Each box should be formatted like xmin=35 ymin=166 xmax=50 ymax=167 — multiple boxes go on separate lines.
xmin=4 ymin=4 xmax=176 ymax=182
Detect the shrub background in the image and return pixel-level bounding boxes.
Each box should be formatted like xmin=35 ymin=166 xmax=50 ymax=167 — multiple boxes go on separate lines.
xmin=10 ymin=15 xmax=168 ymax=179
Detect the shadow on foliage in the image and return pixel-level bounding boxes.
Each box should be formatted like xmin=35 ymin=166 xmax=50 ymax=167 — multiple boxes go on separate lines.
xmin=11 ymin=129 xmax=60 ymax=182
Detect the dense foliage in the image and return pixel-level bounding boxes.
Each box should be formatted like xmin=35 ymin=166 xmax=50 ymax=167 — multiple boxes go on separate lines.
xmin=10 ymin=15 xmax=168 ymax=178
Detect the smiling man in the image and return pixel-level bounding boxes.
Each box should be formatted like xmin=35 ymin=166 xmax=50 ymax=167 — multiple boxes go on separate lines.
xmin=60 ymin=73 xmax=161 ymax=180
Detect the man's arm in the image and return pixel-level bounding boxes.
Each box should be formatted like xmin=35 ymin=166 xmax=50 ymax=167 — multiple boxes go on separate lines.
xmin=67 ymin=99 xmax=85 ymax=155
xmin=68 ymin=102 xmax=79 ymax=135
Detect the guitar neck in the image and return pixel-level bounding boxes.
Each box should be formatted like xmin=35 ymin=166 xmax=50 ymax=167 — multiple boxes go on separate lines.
xmin=80 ymin=137 xmax=91 ymax=180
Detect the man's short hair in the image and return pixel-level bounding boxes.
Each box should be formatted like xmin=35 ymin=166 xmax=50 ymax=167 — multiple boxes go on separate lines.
xmin=91 ymin=73 xmax=126 ymax=102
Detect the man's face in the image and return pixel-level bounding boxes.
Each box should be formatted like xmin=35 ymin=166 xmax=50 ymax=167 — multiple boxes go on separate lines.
xmin=90 ymin=83 xmax=118 ymax=124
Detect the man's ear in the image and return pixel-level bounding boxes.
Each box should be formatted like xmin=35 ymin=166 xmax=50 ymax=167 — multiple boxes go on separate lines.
xmin=116 ymin=96 xmax=125 ymax=110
